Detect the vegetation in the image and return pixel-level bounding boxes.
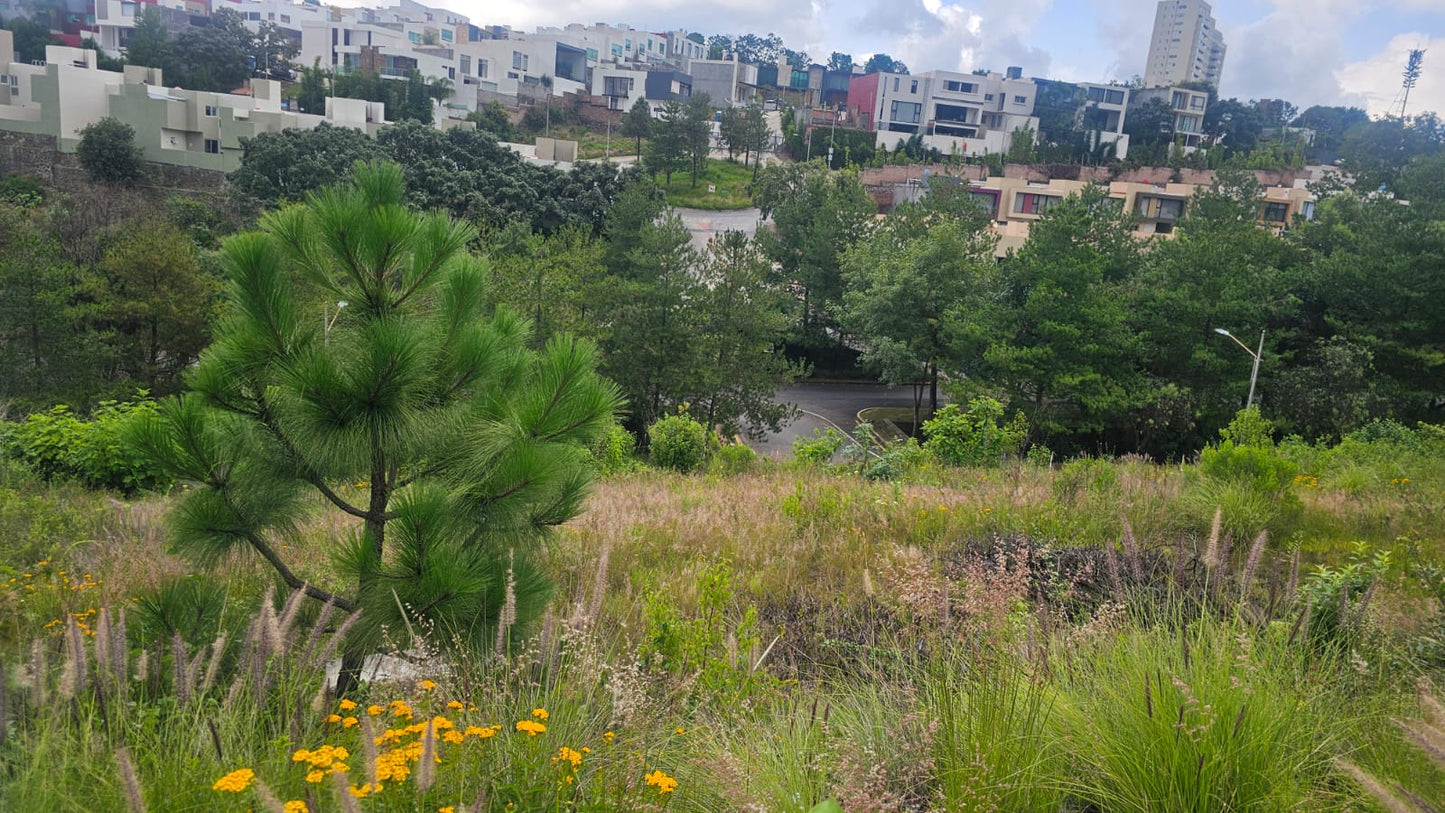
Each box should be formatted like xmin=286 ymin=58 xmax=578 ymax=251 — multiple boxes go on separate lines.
xmin=76 ymin=118 xmax=146 ymax=186
xmin=126 ymin=7 xmax=297 ymax=92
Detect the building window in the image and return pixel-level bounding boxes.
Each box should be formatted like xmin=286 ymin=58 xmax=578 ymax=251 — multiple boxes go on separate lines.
xmin=889 ymin=100 xmax=921 ymax=123
xmin=1260 ymin=202 xmax=1289 ymax=222
xmin=1190 ymin=96 xmax=1205 ymax=110
xmin=1301 ymin=200 xmax=1316 ymax=221
xmin=204 ymin=139 xmax=220 ymax=154
xmin=408 ymin=31 xmax=420 ymax=43
xmin=1013 ymin=95 xmax=1027 ymax=104
xmin=1013 ymin=193 xmax=1058 ymax=215
xmin=280 ymin=14 xmax=290 ymax=23
xmin=441 ymin=29 xmax=453 ymax=42
xmin=204 ymin=104 xmax=219 ymax=117
xmin=909 ymin=80 xmax=918 ymax=94
xmin=984 ymin=93 xmax=994 ymax=101
xmin=893 ymin=77 xmax=899 ymax=91
xmin=611 ymin=44 xmax=622 ymax=57
xmin=479 ymin=59 xmax=488 ymax=78
xmin=513 ymin=51 xmax=523 ymax=69
xmin=943 ymin=80 xmax=976 ymax=93
xmin=460 ymin=55 xmax=471 ymax=74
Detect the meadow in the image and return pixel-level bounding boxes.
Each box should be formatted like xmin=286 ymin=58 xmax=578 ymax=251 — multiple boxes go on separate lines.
xmin=1 ymin=416 xmax=1444 ymax=811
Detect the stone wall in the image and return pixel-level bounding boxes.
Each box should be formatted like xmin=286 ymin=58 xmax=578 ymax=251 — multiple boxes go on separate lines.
xmin=0 ymin=130 xmax=227 ymax=197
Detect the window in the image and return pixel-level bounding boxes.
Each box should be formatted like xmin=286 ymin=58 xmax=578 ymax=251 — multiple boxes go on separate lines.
xmin=943 ymin=80 xmax=977 ymax=93
xmin=441 ymin=29 xmax=453 ymax=42
xmin=1260 ymin=202 xmax=1289 ymax=222
xmin=478 ymin=59 xmax=488 ymax=78
xmin=280 ymin=14 xmax=290 ymax=23
xmin=408 ymin=31 xmax=421 ymax=44
xmin=447 ymin=66 xmax=455 ymax=80
xmin=909 ymin=80 xmax=918 ymax=94
xmin=267 ymin=12 xmax=275 ymax=20
xmin=1013 ymin=95 xmax=1027 ymax=104
xmin=1190 ymin=96 xmax=1205 ymax=110
xmin=460 ymin=55 xmax=471 ymax=74
xmin=889 ymin=100 xmax=921 ymax=123
xmin=204 ymin=104 xmax=219 ymax=117
xmin=513 ymin=51 xmax=523 ymax=69
xmin=893 ymin=77 xmax=900 ymax=91
xmin=1013 ymin=193 xmax=1058 ymax=215
xmin=1136 ymin=196 xmax=1184 ymax=220
xmin=984 ymin=93 xmax=994 ymax=101
xmin=204 ymin=139 xmax=220 ymax=154
xmin=611 ymin=44 xmax=621 ymax=57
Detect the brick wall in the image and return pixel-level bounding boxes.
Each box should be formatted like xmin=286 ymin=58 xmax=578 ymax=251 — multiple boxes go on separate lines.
xmin=0 ymin=130 xmax=228 ymax=197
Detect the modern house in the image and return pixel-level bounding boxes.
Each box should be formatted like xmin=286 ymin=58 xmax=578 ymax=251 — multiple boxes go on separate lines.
xmin=1032 ymin=79 xmax=1132 ymax=159
xmin=848 ymin=67 xmax=1040 ymax=157
xmin=1129 ymin=85 xmax=1210 ymax=150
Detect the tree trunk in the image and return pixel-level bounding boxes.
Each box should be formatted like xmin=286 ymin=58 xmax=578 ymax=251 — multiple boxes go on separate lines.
xmin=929 ymin=364 xmax=939 ymax=414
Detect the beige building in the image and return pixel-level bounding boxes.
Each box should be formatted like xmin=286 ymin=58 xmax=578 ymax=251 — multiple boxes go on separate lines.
xmin=0 ymin=36 xmax=388 ymax=173
xmin=1144 ymin=0 xmax=1227 ymax=89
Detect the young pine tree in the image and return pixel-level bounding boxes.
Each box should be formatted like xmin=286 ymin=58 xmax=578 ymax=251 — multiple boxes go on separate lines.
xmin=134 ymin=162 xmax=621 ymax=690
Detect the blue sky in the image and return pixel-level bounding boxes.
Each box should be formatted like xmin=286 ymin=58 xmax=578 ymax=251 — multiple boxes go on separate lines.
xmin=447 ymin=0 xmax=1445 ymax=114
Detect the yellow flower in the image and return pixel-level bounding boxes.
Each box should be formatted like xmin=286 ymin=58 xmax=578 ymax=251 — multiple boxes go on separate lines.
xmin=349 ymin=782 xmax=382 ymax=798
xmin=675 ymin=727 xmax=686 ymax=735
xmin=447 ymin=700 xmax=465 ymax=710
xmin=440 ymin=808 xmax=456 ymax=813
xmin=645 ymin=769 xmax=678 ymax=795
xmin=212 ymin=768 xmax=256 ymax=793
xmin=306 ymin=770 xmax=325 ymax=783
xmin=419 ymin=679 xmax=438 ymax=692
xmin=515 ymin=720 xmax=547 ymax=736
xmin=339 ymin=699 xmax=357 ymax=712
xmin=326 ymin=714 xmax=343 ymax=723
xmin=532 ymin=708 xmax=549 ymax=720
xmin=464 ymin=725 xmax=497 ymax=740
xmin=581 ymin=746 xmax=592 ymax=753
xmin=342 ymin=716 xmax=359 ymax=728
xmin=284 ymin=802 xmax=308 ymax=813
xmin=553 ymin=746 xmax=583 ymax=769
xmin=442 ymin=730 xmax=465 ymax=744
xmin=367 ymin=704 xmax=385 ymax=716
xmin=292 ymin=749 xmax=311 ymax=762
xmin=602 ymin=730 xmax=615 ymax=743
xmin=431 ymin=715 xmax=455 ymax=730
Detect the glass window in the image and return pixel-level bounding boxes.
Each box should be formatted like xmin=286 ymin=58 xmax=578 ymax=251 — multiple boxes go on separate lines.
xmin=893 ymin=77 xmax=899 ymax=92
xmin=1013 ymin=193 xmax=1057 ymax=214
xmin=478 ymin=59 xmax=487 ymax=78
xmin=1260 ymin=202 xmax=1289 ymax=222
xmin=441 ymin=29 xmax=453 ymax=42
xmin=909 ymin=80 xmax=918 ymax=94
xmin=513 ymin=51 xmax=523 ymax=69
xmin=204 ymin=105 xmax=219 ymax=117
xmin=204 ymin=139 xmax=220 ymax=154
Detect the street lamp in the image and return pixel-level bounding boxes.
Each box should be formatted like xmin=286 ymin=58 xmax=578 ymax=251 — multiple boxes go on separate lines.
xmin=1214 ymin=327 xmax=1264 ymax=408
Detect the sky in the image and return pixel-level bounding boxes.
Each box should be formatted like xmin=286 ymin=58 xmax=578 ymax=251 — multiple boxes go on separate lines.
xmin=415 ymin=0 xmax=1445 ymax=116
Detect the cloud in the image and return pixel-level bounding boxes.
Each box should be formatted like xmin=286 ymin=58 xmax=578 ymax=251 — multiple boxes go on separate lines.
xmin=1216 ymin=0 xmax=1369 ymax=107
xmin=1337 ymin=34 xmax=1444 ymax=116
xmin=846 ymin=0 xmax=1053 ymax=75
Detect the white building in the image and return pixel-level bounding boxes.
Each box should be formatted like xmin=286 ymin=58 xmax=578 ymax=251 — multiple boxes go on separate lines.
xmin=1144 ymin=0 xmax=1226 ymax=89
xmin=849 ymin=67 xmax=1040 ymax=158
xmin=1130 ymin=85 xmax=1210 ymax=149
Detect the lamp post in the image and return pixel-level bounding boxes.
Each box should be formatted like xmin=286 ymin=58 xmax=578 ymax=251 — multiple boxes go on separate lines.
xmin=1214 ymin=327 xmax=1264 ymax=408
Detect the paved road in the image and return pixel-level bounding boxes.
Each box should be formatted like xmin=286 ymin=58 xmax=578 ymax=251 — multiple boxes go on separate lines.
xmin=674 ymin=207 xmax=765 ymax=252
xmin=748 ymin=382 xmax=942 ymax=458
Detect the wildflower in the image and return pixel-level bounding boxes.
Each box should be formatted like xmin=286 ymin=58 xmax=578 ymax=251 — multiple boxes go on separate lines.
xmin=645 ymin=769 xmax=678 ymax=795
xmin=342 ymin=716 xmax=359 ymax=728
xmin=431 ymin=715 xmax=455 ymax=730
xmin=212 ymin=768 xmax=256 ymax=793
xmin=447 ymin=700 xmax=465 ymax=710
xmin=326 ymin=713 xmax=343 ymax=723
xmin=581 ymin=747 xmax=591 ymax=754
xmin=419 ymin=679 xmax=437 ymax=692
xmin=284 ymin=802 xmax=308 ymax=813
xmin=339 ymin=699 xmax=357 ymax=712
xmin=349 ymin=782 xmax=382 ymax=798
xmin=440 ymin=808 xmax=456 ymax=813
xmin=367 ymin=704 xmax=384 ymax=716
xmin=306 ymin=770 xmax=325 ymax=783
xmin=602 ymin=731 xmax=615 ymax=743
xmin=464 ymin=725 xmax=497 ymax=739
xmin=532 ymin=708 xmax=549 ymax=720
xmin=553 ymin=747 xmax=583 ymax=769
xmin=516 ymin=720 xmax=547 ymax=736
xmin=443 ymin=730 xmax=464 ymax=745
xmin=675 ymin=727 xmax=686 ymax=734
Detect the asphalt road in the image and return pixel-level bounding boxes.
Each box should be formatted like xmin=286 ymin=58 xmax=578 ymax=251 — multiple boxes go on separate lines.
xmin=674 ymin=207 xmax=765 ymax=252
xmin=748 ymin=382 xmax=940 ymax=458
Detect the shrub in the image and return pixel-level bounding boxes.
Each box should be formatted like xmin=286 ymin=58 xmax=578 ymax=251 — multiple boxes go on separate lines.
xmin=76 ymin=117 xmax=146 ymax=186
xmin=709 ymin=442 xmax=758 ymax=476
xmin=648 ymin=410 xmax=708 ymax=472
xmin=588 ymin=421 xmax=638 ymax=475
xmin=922 ymin=397 xmax=1027 ymax=467
xmin=1299 ymin=542 xmax=1390 ymax=651
xmin=5 ymin=397 xmax=169 ymax=495
xmin=793 ymin=427 xmax=847 ymax=465
xmin=1219 ymin=406 xmax=1275 ymax=447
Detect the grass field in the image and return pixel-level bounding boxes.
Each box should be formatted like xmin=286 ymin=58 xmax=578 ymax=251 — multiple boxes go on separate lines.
xmin=656 ymin=158 xmax=757 ymax=210
xmin=2 ymin=422 xmax=1444 ymax=810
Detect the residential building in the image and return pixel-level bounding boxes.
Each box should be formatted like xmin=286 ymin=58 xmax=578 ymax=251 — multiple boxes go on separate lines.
xmin=0 ymin=40 xmax=388 ymax=172
xmin=1032 ymin=78 xmax=1131 ymax=159
xmin=848 ymin=67 xmax=1039 ymax=157
xmin=685 ymin=57 xmax=757 ymax=106
xmin=1143 ymin=0 xmax=1226 ymax=89
xmin=1129 ymin=85 xmax=1209 ymax=149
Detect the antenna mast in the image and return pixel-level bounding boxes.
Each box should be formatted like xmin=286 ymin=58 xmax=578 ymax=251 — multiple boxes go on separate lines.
xmin=1401 ymin=49 xmax=1425 ymax=118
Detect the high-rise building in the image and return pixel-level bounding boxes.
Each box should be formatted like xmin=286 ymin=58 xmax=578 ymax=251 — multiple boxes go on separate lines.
xmin=1143 ymin=0 xmax=1226 ymax=89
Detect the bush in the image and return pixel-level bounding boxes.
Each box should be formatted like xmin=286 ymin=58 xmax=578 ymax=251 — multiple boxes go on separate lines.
xmin=793 ymin=427 xmax=847 ymax=465
xmin=649 ymin=410 xmax=709 ymax=473
xmin=922 ymin=397 xmax=1028 ymax=467
xmin=709 ymin=442 xmax=758 ymax=476
xmin=5 ymin=397 xmax=170 ymax=495
xmin=588 ymin=421 xmax=638 ymax=475
xmin=76 ymin=117 xmax=146 ymax=186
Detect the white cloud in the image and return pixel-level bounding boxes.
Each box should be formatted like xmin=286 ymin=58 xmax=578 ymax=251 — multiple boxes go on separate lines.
xmin=1337 ymin=34 xmax=1444 ymax=116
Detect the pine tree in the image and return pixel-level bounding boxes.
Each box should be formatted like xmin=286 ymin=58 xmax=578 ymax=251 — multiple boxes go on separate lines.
xmin=135 ymin=162 xmax=621 ymax=691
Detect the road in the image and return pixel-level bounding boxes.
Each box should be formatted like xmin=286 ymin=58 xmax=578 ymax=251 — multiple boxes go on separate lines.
xmin=748 ymin=382 xmax=940 ymax=458
xmin=674 ymin=207 xmax=765 ymax=252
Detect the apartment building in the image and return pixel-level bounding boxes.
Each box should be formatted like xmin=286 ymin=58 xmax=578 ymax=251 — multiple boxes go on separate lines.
xmin=1129 ymin=85 xmax=1209 ymax=149
xmin=1143 ymin=0 xmax=1226 ymax=89
xmin=686 ymin=58 xmax=757 ymax=107
xmin=0 ymin=39 xmax=387 ymax=172
xmin=1032 ymin=79 xmax=1131 ymax=159
xmin=848 ymin=67 xmax=1039 ymax=157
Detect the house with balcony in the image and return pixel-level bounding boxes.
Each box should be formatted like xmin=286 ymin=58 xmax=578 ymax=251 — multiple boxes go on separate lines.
xmin=848 ymin=67 xmax=1039 ymax=158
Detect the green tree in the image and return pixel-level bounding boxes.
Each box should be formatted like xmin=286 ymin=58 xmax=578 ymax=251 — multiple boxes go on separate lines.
xmin=171 ymin=8 xmax=252 ymax=92
xmin=95 ymin=221 xmax=218 ymax=392
xmin=621 ymin=97 xmax=652 ymax=159
xmin=970 ymin=187 xmax=1146 ymax=444
xmin=2 ymin=15 xmax=56 ymax=63
xmin=827 ymin=52 xmax=853 ymax=72
xmin=486 ymin=221 xmax=605 ymax=345
xmin=694 ymin=231 xmax=803 ymax=437
xmin=752 ymin=161 xmax=876 ymax=340
xmin=863 ymin=53 xmax=908 ymax=75
xmin=292 ymin=58 xmax=329 ymax=114
xmin=469 ymin=101 xmax=515 ymax=141
xmin=124 ymin=6 xmax=174 ymax=73
xmin=76 ymin=117 xmax=146 ymax=186
xmin=646 ymin=99 xmax=688 ymax=185
xmin=134 ymin=162 xmax=621 ymax=691
xmin=250 ymin=20 xmax=299 ymax=79
xmin=229 ymin=122 xmax=382 ymax=204
xmin=842 ymin=193 xmax=996 ymax=426
xmin=682 ymin=91 xmax=715 ymax=188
